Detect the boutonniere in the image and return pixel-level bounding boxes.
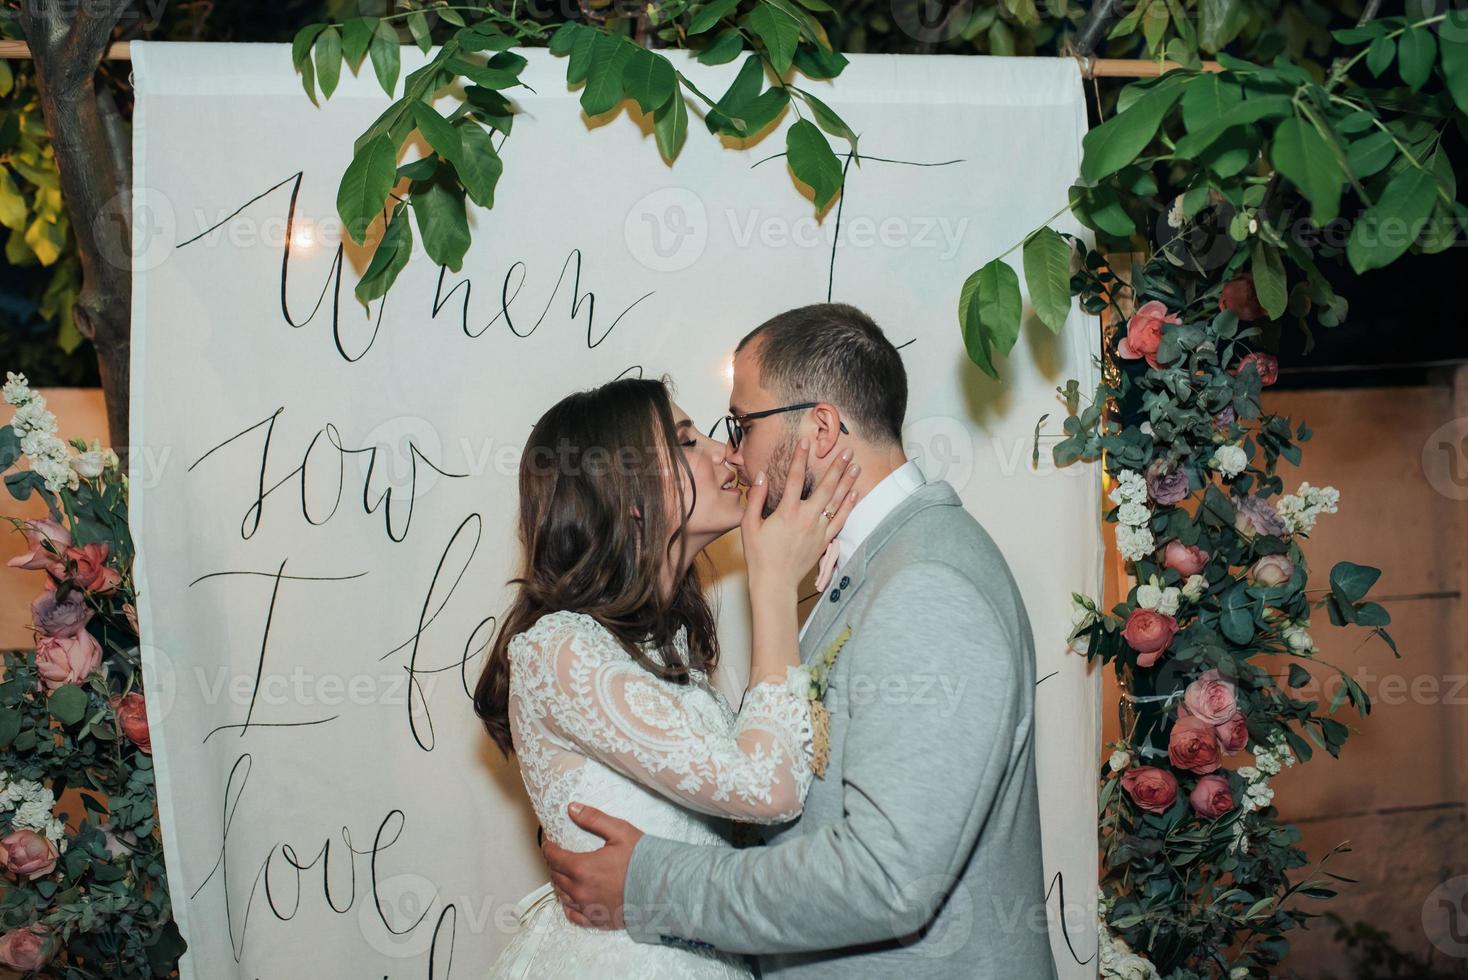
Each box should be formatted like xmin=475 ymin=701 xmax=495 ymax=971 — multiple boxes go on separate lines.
xmin=785 ymin=625 xmax=852 ymax=779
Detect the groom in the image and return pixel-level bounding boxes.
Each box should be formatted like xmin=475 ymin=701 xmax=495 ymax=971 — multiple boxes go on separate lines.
xmin=542 ymin=303 xmax=1058 ymax=978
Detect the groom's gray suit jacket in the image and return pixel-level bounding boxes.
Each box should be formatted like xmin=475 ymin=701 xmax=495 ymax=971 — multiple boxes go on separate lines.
xmin=623 ymin=477 xmax=1059 ymax=979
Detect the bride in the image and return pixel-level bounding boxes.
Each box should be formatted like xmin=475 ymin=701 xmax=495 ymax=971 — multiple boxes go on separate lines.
xmin=473 ymin=376 xmax=859 ymax=979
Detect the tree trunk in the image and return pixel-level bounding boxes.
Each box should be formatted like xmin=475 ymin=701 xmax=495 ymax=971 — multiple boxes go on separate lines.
xmin=17 ymin=0 xmax=133 ymax=466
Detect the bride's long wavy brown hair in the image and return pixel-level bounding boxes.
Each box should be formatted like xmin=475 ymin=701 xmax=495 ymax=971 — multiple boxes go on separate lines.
xmin=473 ymin=377 xmax=720 ymax=757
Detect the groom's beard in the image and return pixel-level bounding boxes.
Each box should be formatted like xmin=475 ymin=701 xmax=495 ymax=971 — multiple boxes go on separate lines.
xmin=761 ymin=434 xmax=817 ymax=518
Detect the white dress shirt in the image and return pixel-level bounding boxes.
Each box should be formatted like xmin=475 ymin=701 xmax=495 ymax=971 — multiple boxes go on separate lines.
xmin=799 ymin=459 xmax=927 ymax=639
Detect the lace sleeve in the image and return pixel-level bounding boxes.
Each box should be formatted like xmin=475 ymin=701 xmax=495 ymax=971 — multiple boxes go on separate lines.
xmin=516 ymin=614 xmax=814 ymax=824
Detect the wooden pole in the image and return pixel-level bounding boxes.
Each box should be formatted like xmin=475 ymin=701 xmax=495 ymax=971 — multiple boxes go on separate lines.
xmin=0 ymin=40 xmax=1222 ymax=78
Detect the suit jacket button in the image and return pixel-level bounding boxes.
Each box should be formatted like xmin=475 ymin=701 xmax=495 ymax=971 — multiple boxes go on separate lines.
xmin=829 ymin=589 xmax=841 ymax=602
xmin=839 ymin=575 xmax=850 ymax=589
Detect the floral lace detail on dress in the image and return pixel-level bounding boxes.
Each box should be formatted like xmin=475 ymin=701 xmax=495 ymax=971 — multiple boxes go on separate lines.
xmin=507 ymin=609 xmax=814 ymax=848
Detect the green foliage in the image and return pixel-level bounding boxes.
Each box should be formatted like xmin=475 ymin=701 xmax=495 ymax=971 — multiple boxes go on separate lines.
xmin=298 ymin=1 xmax=861 ymax=305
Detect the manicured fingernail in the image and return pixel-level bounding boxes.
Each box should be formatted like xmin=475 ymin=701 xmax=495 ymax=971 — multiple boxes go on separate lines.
xmin=569 ymin=802 xmax=583 ymax=816
xmin=849 ymin=463 xmax=860 ymax=474
xmin=755 ymin=471 xmax=766 ymax=486
xmin=799 ymin=439 xmax=810 ymax=451
xmin=848 ymin=491 xmax=857 ymax=501
xmin=841 ymin=449 xmax=853 ymax=461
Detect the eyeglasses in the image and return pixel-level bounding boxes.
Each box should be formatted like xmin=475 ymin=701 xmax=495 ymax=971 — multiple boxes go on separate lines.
xmin=722 ymin=403 xmax=848 ymax=450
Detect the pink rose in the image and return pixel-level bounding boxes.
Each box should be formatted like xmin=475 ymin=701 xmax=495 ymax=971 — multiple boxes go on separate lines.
xmin=1218 ymin=274 xmax=1267 ymax=321
xmin=0 ymin=829 xmax=57 ymax=880
xmin=111 ymin=692 xmax=151 ymax=754
xmin=6 ymin=519 xmax=70 ymax=577
xmin=0 ymin=923 xmax=54 ymax=972
xmin=1249 ymin=554 xmax=1295 ymax=587
xmin=1116 ymin=301 xmax=1181 ymax=370
xmin=1183 ymin=669 xmax=1238 ymax=726
xmin=31 ymin=588 xmax=92 ymax=639
xmin=1189 ymin=774 xmax=1235 ymax=819
xmin=34 ymin=631 xmax=102 ymax=691
xmin=64 ymin=542 xmax=121 ymax=596
xmin=1120 ymin=766 xmax=1178 ymax=814
xmin=1216 ymin=712 xmax=1249 ymax=755
xmin=1232 ymin=352 xmax=1279 ymax=387
xmin=1162 ymin=540 xmax=1210 ymax=576
xmin=1122 ymin=608 xmax=1179 ymax=668
xmin=1168 ymin=715 xmax=1223 ymax=774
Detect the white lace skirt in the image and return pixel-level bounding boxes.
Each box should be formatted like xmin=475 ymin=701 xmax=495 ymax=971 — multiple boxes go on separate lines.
xmin=488 ymin=881 xmax=754 ymax=980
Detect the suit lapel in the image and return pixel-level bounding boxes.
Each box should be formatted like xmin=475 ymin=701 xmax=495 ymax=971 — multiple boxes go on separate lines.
xmin=797 ymin=479 xmax=963 ymax=662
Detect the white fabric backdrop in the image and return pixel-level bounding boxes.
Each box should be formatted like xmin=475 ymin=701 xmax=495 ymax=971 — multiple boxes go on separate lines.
xmin=129 ymin=40 xmax=1102 ymax=978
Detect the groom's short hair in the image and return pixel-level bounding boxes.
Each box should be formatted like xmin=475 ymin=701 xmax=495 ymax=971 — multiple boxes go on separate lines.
xmin=737 ymin=303 xmax=907 ymax=446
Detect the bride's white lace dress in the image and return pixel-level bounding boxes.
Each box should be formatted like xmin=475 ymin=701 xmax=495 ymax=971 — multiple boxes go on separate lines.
xmin=488 ymin=609 xmax=815 ymax=979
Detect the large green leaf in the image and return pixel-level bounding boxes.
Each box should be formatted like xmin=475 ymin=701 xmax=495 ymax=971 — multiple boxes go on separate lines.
xmin=1347 ymin=164 xmax=1439 ymax=273
xmin=341 ymin=17 xmax=376 ymax=71
xmin=623 ymin=48 xmax=677 ymax=114
xmin=1170 ymin=94 xmax=1292 ymax=158
xmin=786 ymin=119 xmax=843 ymax=209
xmin=581 ymin=34 xmax=634 ymax=116
xmin=960 ymin=258 xmax=1021 ymax=379
xmin=689 ymin=0 xmax=740 ymax=36
xmin=356 ymin=202 xmax=414 ymax=305
xmin=1251 ymin=242 xmax=1287 ymax=318
xmin=1022 ymin=227 xmax=1072 ymax=334
xmin=369 ymin=19 xmax=401 ymax=95
xmin=1080 ymin=78 xmax=1185 ymax=183
xmin=410 ymin=100 xmax=464 ymax=168
xmin=1396 ymin=27 xmax=1436 ymax=91
xmin=48 ymin=684 xmax=87 ymax=726
xmin=412 ymin=174 xmax=471 ymax=271
xmin=1441 ymin=14 xmax=1468 ymax=114
xmin=337 ymin=134 xmax=399 ymax=245
xmin=457 ymin=124 xmax=504 ymax=208
xmin=1271 ymin=116 xmax=1343 ymax=225
xmin=654 ymin=84 xmax=689 ymax=162
xmin=314 ymin=25 xmax=343 ymax=100
xmin=743 ymin=4 xmax=801 ymax=75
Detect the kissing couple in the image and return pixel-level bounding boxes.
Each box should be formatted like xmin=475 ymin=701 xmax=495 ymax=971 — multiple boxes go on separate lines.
xmin=473 ymin=302 xmax=1058 ymax=979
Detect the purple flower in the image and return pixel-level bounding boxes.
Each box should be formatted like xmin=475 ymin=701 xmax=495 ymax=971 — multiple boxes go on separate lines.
xmin=1146 ymin=459 xmax=1191 ymax=506
xmin=1232 ymin=494 xmax=1288 ymax=538
xmin=31 ymin=589 xmax=93 ymax=639
xmin=1212 ymin=405 xmax=1236 ymax=428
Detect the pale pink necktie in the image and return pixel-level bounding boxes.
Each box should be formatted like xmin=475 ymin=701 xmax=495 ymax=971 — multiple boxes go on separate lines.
xmin=814 ymin=541 xmax=840 ymax=592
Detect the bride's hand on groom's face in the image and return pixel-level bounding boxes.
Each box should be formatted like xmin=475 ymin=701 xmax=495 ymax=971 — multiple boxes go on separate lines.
xmin=741 ymin=440 xmax=859 ymax=594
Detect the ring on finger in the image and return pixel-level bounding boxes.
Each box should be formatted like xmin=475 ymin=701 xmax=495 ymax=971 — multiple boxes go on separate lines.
xmin=820 ymin=509 xmax=835 ymax=521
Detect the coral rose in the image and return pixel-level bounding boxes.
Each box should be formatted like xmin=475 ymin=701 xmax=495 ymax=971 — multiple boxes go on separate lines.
xmin=1121 ymin=766 xmax=1178 ymax=814
xmin=1117 ymin=301 xmax=1180 ymax=370
xmin=0 ymin=830 xmax=57 ymax=880
xmin=1162 ymin=540 xmax=1210 ymax=577
xmin=1189 ymin=774 xmax=1235 ymax=819
xmin=1168 ymin=715 xmax=1223 ymax=774
xmin=1216 ymin=713 xmax=1249 ymax=755
xmin=1183 ymin=669 xmax=1237 ymax=726
xmin=1122 ymin=608 xmax=1179 ymax=668
xmin=65 ymin=542 xmax=121 ymax=595
xmin=112 ymin=691 xmax=151 ymax=754
xmin=0 ymin=923 xmax=54 ymax=972
xmin=34 ymin=631 xmax=102 ymax=691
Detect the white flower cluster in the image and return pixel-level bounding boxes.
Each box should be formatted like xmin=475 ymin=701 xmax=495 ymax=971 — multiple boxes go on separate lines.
xmin=1277 ymin=482 xmax=1340 ymax=535
xmin=1135 ymin=575 xmax=1181 ymax=617
xmin=785 ymin=663 xmax=819 ymax=700
xmin=1098 ymin=919 xmax=1161 ymax=980
xmin=1181 ymin=573 xmax=1209 ymax=601
xmin=1282 ymin=620 xmax=1314 ymax=652
xmin=1209 ymin=444 xmax=1248 ymax=478
xmin=4 ymin=372 xmax=78 ymax=494
xmin=0 ymin=771 xmax=67 ymax=852
xmin=1110 ymin=470 xmax=1154 ymax=563
xmin=1230 ymin=818 xmax=1250 ymax=855
xmin=1235 ymin=734 xmax=1296 ymax=816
